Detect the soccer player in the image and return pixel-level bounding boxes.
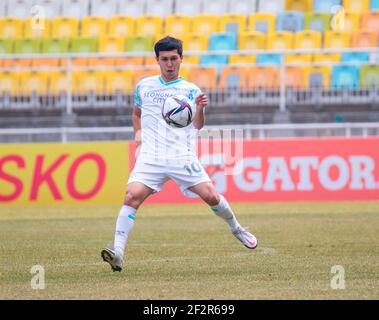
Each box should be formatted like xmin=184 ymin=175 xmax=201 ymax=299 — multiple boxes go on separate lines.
xmin=101 ymin=36 xmax=257 ymax=272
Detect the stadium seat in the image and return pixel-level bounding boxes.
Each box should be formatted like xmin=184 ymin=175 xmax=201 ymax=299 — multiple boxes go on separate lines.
xmin=341 ymin=52 xmax=369 ymax=64
xmin=145 ymin=0 xmax=174 ymax=17
xmin=7 ymin=0 xmax=31 ymax=19
xmin=360 ymin=65 xmax=379 ymax=88
xmin=342 ymin=12 xmax=360 ymax=32
xmin=256 ymin=53 xmax=282 ymax=65
xmin=2 ymin=58 xmax=32 ymax=69
xmin=248 ymin=66 xmax=279 ymax=89
xmin=266 ymin=32 xmax=294 ymax=50
xmin=108 ymin=16 xmax=135 ymax=37
xmin=191 ymin=15 xmax=219 ymax=34
xmin=174 ymin=0 xmax=202 ymax=16
xmin=294 ymin=31 xmax=322 ymax=49
xmin=285 ymin=0 xmax=312 ymax=11
xmin=227 ymin=0 xmax=257 ymax=15
xmin=361 ymin=12 xmax=379 ymax=31
xmin=34 ymin=0 xmax=62 ymax=18
xmin=276 ymin=12 xmax=304 ymax=32
xmin=132 ymin=67 xmax=160 ymax=87
xmin=371 ymin=0 xmax=379 ymax=10
xmin=14 ymin=39 xmax=41 ymax=54
xmin=73 ymin=71 xmax=105 ymax=94
xmin=331 ymin=65 xmax=360 ymax=89
xmin=285 ymin=53 xmax=312 ymax=64
xmin=219 ymin=14 xmax=247 ymax=34
xmin=304 ymin=13 xmax=330 ymax=32
xmin=70 ymin=37 xmax=98 ymax=53
xmin=313 ymin=53 xmax=341 ymax=63
xmin=144 ymin=56 xmax=158 ymax=66
xmin=183 ymin=55 xmax=201 ymax=65
xmin=219 ymin=66 xmax=249 ymax=89
xmin=186 ymin=66 xmax=218 ymax=90
xmin=61 ymin=0 xmax=90 ymax=19
xmin=182 ymin=34 xmax=209 ymax=51
xmin=284 ymin=66 xmax=305 ymax=89
xmin=115 ymin=57 xmax=144 ymax=66
xmin=81 ymin=16 xmax=107 ymax=37
xmin=49 ymin=71 xmax=69 ymax=95
xmin=257 ymin=0 xmax=285 ymax=13
xmin=136 ymin=16 xmax=164 ymax=36
xmin=209 ymin=32 xmax=237 ymax=51
xmin=313 ymin=0 xmax=341 ymax=13
xmin=351 ymin=31 xmax=378 ymax=48
xmin=0 ymin=72 xmax=20 ymax=95
xmin=42 ymin=38 xmax=70 ymax=53
xmin=304 ymin=66 xmax=331 ymax=88
xmin=31 ymin=58 xmax=61 ymax=68
xmin=105 ymin=70 xmax=133 ymax=94
xmin=19 ymin=71 xmax=49 ymax=95
xmin=23 ymin=18 xmax=51 ymax=38
xmin=165 ymin=15 xmax=192 ymax=37
xmin=344 ymin=0 xmax=369 ymax=12
xmin=249 ymin=13 xmax=276 ymax=33
xmin=0 ymin=39 xmax=14 ymax=54
xmin=324 ymin=31 xmax=351 ymax=48
xmin=202 ymin=0 xmax=229 ymax=15
xmin=229 ymin=54 xmax=256 ymax=64
xmin=238 ymin=32 xmax=266 ymax=50
xmin=0 ymin=18 xmax=23 ymax=39
xmin=90 ymin=0 xmax=118 ymax=17
xmin=125 ymin=35 xmax=154 ymax=52
xmin=98 ymin=36 xmax=125 ymax=53
xmin=117 ymin=0 xmax=145 ymax=16
xmin=51 ymin=17 xmax=79 ymax=38
xmin=200 ymin=54 xmax=229 ymax=67
xmin=86 ymin=57 xmax=115 ymax=66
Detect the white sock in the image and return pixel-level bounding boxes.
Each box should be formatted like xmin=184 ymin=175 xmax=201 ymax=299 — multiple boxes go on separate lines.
xmin=211 ymin=194 xmax=241 ymax=231
xmin=114 ymin=205 xmax=136 ymax=258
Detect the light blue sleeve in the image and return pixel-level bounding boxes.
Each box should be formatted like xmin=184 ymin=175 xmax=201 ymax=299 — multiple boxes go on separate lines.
xmin=133 ymin=83 xmax=142 ymax=108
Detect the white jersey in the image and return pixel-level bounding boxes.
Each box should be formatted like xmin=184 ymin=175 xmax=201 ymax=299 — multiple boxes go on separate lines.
xmin=134 ymin=75 xmax=202 ymax=165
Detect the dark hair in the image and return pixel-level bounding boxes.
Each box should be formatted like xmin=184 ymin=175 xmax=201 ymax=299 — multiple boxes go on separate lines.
xmin=154 ymin=36 xmax=183 ymax=58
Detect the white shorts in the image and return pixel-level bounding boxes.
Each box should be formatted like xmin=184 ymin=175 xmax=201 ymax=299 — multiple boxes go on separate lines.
xmin=127 ymin=159 xmax=211 ymax=198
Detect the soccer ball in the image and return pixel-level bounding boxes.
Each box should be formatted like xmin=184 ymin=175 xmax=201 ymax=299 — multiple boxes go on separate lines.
xmin=162 ymin=95 xmax=193 ymax=128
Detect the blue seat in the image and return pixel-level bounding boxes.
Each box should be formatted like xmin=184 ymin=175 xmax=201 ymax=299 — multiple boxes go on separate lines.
xmin=313 ymin=0 xmax=341 ymax=12
xmin=209 ymin=32 xmax=237 ymax=51
xmin=200 ymin=54 xmax=228 ymax=76
xmin=371 ymin=0 xmax=379 ymax=10
xmin=332 ymin=65 xmax=360 ymax=89
xmin=276 ymin=12 xmax=304 ymax=32
xmin=341 ymin=52 xmax=369 ymax=64
xmin=257 ymin=53 xmax=282 ymax=65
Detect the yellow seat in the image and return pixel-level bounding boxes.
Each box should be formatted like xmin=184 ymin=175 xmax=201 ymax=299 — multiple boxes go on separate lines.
xmin=98 ymin=36 xmax=125 ymax=53
xmin=19 ymin=71 xmax=49 ymax=95
xmin=344 ymin=0 xmax=369 ymax=12
xmin=165 ymin=15 xmax=192 ymax=37
xmin=220 ymin=66 xmax=249 ymax=89
xmin=284 ymin=67 xmax=306 ymax=89
xmin=294 ymin=31 xmax=322 ymax=49
xmin=136 ymin=16 xmax=164 ymax=36
xmin=219 ymin=14 xmax=247 ymax=34
xmin=113 ymin=57 xmax=145 ymax=66
xmin=0 ymin=18 xmax=23 ymax=39
xmin=266 ymin=32 xmax=294 ymax=50
xmin=312 ymin=53 xmax=341 ymax=64
xmin=186 ymin=66 xmax=218 ymax=91
xmin=324 ymin=31 xmax=351 ymax=48
xmin=285 ymin=0 xmax=313 ymax=11
xmin=132 ymin=67 xmax=160 ymax=87
xmin=248 ymin=67 xmax=279 ymax=89
xmin=105 ymin=70 xmax=133 ymax=94
xmin=49 ymin=71 xmax=69 ymax=95
xmin=0 ymin=72 xmax=19 ymax=95
xmin=24 ymin=18 xmax=51 ymax=38
xmin=73 ymin=71 xmax=105 ymax=95
xmin=238 ymin=32 xmax=266 ymax=50
xmin=81 ymin=16 xmax=107 ymax=37
xmin=285 ymin=53 xmax=312 ymax=64
xmin=229 ymin=54 xmax=256 ymax=64
xmin=249 ymin=13 xmax=276 ymax=34
xmin=342 ymin=12 xmax=360 ymax=32
xmin=191 ymin=15 xmax=219 ymax=35
xmin=108 ymin=16 xmax=135 ymax=37
xmin=304 ymin=66 xmax=331 ymax=89
xmin=351 ymin=30 xmax=378 ymax=48
xmin=182 ymin=55 xmax=200 ymax=65
xmin=182 ymin=34 xmax=208 ymax=51
xmin=51 ymin=17 xmax=79 ymax=38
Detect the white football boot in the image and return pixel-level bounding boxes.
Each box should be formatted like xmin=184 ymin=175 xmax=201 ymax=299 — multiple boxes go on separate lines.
xmin=232 ymin=226 xmax=258 ymax=249
xmin=101 ymin=243 xmax=123 ymax=272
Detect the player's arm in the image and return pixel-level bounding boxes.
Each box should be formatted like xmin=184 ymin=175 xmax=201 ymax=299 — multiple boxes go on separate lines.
xmin=132 ymin=107 xmax=142 ymax=159
xmin=192 ymin=93 xmax=208 ymax=130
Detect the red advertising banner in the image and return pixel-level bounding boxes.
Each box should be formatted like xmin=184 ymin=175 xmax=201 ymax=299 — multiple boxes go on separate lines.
xmin=129 ymin=137 xmax=379 ymax=203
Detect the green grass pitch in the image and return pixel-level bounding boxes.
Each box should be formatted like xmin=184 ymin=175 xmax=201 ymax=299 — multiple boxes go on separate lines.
xmin=0 ymin=201 xmax=378 ymax=299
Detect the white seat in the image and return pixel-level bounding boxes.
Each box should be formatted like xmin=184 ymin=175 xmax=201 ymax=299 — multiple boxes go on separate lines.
xmin=90 ymin=0 xmax=118 ymax=17
xmin=117 ymin=0 xmax=145 ymax=17
xmin=34 ymin=0 xmax=62 ymax=18
xmin=5 ymin=0 xmax=32 ymax=18
xmin=61 ymin=0 xmax=90 ymax=19
xmin=202 ymin=0 xmax=229 ymax=15
xmin=144 ymin=0 xmax=174 ymax=17
xmin=228 ymin=0 xmax=256 ymax=15
xmin=257 ymin=0 xmax=284 ymax=14
xmin=174 ymin=0 xmax=202 ymax=16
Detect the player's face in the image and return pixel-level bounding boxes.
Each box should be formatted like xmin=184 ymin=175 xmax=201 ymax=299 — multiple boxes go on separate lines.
xmin=156 ymin=50 xmax=182 ymax=82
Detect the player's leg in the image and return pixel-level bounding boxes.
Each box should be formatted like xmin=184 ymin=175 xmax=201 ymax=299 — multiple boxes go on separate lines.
xmin=188 ymin=182 xmax=258 ymax=249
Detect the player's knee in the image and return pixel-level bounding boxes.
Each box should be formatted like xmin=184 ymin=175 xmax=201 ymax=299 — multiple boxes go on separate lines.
xmin=202 ymin=189 xmax=219 ymax=206
xmin=124 ymin=190 xmax=142 ymax=208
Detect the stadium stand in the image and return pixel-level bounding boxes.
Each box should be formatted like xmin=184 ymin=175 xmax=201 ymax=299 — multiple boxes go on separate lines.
xmin=0 ymin=0 xmax=379 ymax=131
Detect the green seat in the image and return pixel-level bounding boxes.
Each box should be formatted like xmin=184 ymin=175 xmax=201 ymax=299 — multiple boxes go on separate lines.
xmin=42 ymin=38 xmax=70 ymax=53
xmin=0 ymin=39 xmax=13 ymax=54
xmin=14 ymin=39 xmax=41 ymax=54
xmin=304 ymin=13 xmax=330 ymax=32
xmin=125 ymin=35 xmax=154 ymax=52
xmin=70 ymin=37 xmax=98 ymax=53
xmin=360 ymin=65 xmax=379 ymax=88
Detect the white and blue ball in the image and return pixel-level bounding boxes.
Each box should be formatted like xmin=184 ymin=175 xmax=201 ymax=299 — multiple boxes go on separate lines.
xmin=162 ymin=95 xmax=193 ymax=128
